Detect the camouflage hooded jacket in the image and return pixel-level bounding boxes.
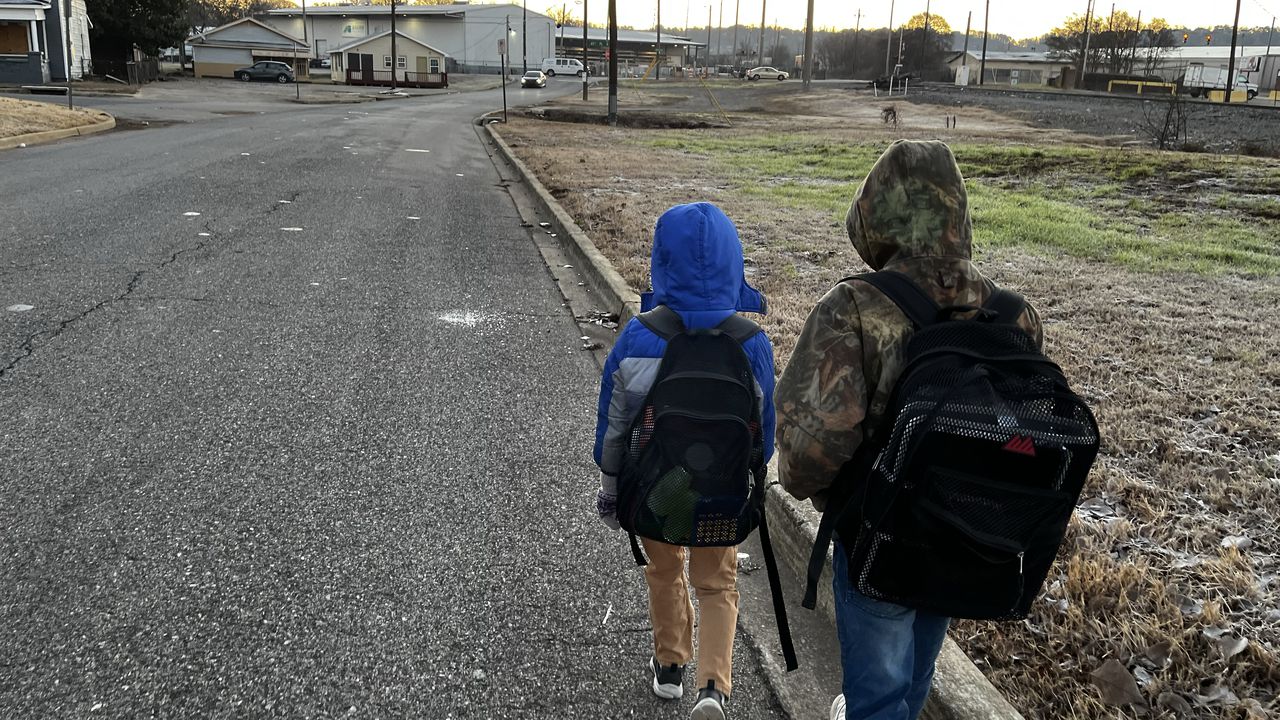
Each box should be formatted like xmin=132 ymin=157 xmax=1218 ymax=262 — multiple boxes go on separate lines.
xmin=775 ymin=140 xmax=1044 ymax=509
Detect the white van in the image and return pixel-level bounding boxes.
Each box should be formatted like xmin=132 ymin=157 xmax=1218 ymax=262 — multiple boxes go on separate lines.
xmin=540 ymin=57 xmax=587 ymax=77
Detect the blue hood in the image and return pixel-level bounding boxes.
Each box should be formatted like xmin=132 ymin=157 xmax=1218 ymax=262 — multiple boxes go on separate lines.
xmin=639 ymin=202 xmax=767 ymax=315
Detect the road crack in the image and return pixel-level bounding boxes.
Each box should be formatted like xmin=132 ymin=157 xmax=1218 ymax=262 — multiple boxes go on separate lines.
xmin=0 ymin=241 xmax=208 ymax=379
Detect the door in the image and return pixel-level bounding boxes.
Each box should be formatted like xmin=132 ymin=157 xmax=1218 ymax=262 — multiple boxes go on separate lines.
xmin=360 ymin=53 xmax=374 ymax=82
xmin=416 ymin=56 xmax=428 ymax=74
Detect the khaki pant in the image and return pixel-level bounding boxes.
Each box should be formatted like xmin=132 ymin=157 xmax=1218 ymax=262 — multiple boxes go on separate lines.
xmin=640 ymin=538 xmax=739 ymax=697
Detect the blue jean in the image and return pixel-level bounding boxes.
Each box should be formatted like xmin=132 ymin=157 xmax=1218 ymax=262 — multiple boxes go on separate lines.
xmin=832 ymin=540 xmax=951 ymax=720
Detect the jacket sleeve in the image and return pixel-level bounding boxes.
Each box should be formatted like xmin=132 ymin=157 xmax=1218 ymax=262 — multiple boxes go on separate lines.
xmin=774 ymin=288 xmax=868 ymax=507
xmin=745 ymin=333 xmax=777 ymax=464
xmin=593 ymin=330 xmax=627 ymax=472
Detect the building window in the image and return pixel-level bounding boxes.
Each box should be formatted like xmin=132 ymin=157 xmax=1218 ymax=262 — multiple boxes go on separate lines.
xmin=383 ymin=55 xmax=392 ymax=68
xmin=429 ymin=57 xmax=440 ymax=74
xmin=396 ymin=55 xmax=406 ymax=69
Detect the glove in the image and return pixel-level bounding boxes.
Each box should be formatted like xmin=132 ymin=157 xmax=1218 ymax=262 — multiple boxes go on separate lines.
xmin=596 ymin=473 xmax=621 ymax=531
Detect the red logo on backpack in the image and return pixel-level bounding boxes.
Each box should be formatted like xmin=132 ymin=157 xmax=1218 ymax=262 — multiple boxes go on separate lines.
xmin=1002 ymin=435 xmax=1037 ymax=457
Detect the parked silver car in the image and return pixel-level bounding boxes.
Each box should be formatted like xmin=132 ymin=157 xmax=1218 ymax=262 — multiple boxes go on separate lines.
xmin=235 ymin=61 xmax=296 ymax=83
xmin=745 ymin=66 xmax=788 ymax=81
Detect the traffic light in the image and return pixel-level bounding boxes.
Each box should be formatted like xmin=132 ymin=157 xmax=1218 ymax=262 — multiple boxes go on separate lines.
xmin=1206 ymin=34 xmax=1212 ymax=44
xmin=1182 ymin=32 xmax=1189 ymax=43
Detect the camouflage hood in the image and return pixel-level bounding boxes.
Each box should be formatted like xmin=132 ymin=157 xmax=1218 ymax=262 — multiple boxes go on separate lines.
xmin=845 ymin=140 xmax=972 ymax=269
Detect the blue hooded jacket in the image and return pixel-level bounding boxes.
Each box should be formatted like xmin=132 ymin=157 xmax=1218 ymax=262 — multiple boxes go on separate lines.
xmin=593 ymin=203 xmax=776 ymax=480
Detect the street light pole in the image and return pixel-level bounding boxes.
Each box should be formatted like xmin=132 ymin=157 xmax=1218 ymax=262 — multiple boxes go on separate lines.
xmin=582 ymin=0 xmax=588 ymax=99
xmin=502 ymin=16 xmax=510 ymax=122
xmin=523 ymin=0 xmax=527 ymax=72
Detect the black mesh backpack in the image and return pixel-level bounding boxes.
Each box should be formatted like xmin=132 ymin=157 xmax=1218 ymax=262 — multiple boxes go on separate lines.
xmin=802 ymin=271 xmax=1100 ymax=621
xmin=619 ymin=305 xmax=796 ymax=671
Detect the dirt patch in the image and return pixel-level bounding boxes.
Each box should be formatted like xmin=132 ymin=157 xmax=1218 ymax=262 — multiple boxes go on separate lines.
xmin=498 ymin=88 xmax=1280 ymax=719
xmin=524 ymin=106 xmax=729 ymax=129
xmin=0 ymin=96 xmax=109 ymax=139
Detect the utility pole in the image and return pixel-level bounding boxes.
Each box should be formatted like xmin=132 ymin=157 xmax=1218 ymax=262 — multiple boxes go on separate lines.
xmin=758 ymin=0 xmax=766 ymax=68
xmin=717 ymin=1 xmax=723 ymax=62
xmin=850 ymin=8 xmax=862 ymax=78
xmin=582 ymin=0 xmax=589 ymax=99
xmin=608 ymin=0 xmax=618 ymax=124
xmin=63 ymin=0 xmax=73 ymax=108
xmin=884 ymin=0 xmax=895 ymax=76
xmin=732 ymin=0 xmax=739 ymax=69
xmin=802 ymin=0 xmax=814 ymax=89
xmin=1077 ymin=0 xmax=1094 ymax=89
xmin=1225 ymin=0 xmax=1242 ymax=103
xmin=979 ymin=0 xmax=989 ymax=84
xmin=390 ymin=0 xmax=397 ymax=91
xmin=656 ymin=0 xmax=662 ymax=79
xmin=1266 ymin=17 xmax=1275 ymax=104
xmin=296 ymin=0 xmax=307 ymax=100
xmin=522 ymin=0 xmax=527 ymax=72
xmin=706 ymin=4 xmax=712 ymax=72
xmin=917 ymin=0 xmax=930 ymax=72
xmin=961 ymin=10 xmax=971 ymax=84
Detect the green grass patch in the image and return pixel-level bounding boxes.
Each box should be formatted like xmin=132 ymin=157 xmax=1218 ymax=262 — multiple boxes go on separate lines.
xmin=646 ymin=133 xmax=1280 ymax=275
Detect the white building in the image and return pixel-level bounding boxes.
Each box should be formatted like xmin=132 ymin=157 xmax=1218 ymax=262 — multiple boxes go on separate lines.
xmin=261 ymin=3 xmax=555 ymax=74
xmin=1151 ymin=46 xmax=1279 ymax=97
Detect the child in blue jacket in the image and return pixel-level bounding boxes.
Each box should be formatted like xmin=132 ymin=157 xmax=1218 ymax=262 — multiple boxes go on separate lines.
xmin=593 ymin=202 xmax=776 ymax=720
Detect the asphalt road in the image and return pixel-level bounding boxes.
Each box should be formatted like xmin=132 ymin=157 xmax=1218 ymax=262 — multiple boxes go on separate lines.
xmin=0 ymin=82 xmax=790 ymax=717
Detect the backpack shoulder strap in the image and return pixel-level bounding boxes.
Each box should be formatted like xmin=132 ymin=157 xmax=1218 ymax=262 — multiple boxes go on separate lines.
xmin=714 ymin=313 xmax=763 ymax=344
xmin=636 ymin=305 xmax=686 ymax=341
xmin=847 ymin=271 xmax=941 ymax=329
xmin=983 ymin=287 xmax=1027 ymax=326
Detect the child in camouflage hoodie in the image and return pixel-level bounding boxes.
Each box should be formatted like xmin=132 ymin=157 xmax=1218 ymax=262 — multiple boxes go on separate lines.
xmin=775 ymin=141 xmax=1043 ymax=720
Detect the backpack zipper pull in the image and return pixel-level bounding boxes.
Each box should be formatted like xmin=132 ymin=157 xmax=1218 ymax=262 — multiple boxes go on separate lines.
xmin=1018 ymin=551 xmax=1025 ymax=575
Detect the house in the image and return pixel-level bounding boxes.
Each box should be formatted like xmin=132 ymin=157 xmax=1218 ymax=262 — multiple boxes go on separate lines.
xmin=188 ymin=17 xmax=308 ymax=79
xmin=946 ymin=50 xmax=1073 ymax=87
xmin=330 ymin=30 xmax=447 ymax=88
xmin=260 ymin=3 xmax=554 ymax=74
xmin=0 ymin=0 xmax=91 ymax=84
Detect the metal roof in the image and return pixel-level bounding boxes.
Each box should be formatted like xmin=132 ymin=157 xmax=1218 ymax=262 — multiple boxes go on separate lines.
xmin=557 ymin=26 xmax=705 ymax=48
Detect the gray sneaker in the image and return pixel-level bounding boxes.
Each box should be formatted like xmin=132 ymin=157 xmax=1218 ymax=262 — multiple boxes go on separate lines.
xmin=690 ymin=682 xmax=726 ymax=720
xmin=651 ymin=656 xmax=685 ymax=700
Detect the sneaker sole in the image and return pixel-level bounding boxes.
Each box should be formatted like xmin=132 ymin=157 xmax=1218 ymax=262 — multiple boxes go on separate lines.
xmin=652 ymin=677 xmax=683 ymax=700
xmin=690 ymin=697 xmax=726 ymax=720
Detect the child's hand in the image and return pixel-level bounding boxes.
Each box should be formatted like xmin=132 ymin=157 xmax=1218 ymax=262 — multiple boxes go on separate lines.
xmin=596 ymin=488 xmax=621 ymax=531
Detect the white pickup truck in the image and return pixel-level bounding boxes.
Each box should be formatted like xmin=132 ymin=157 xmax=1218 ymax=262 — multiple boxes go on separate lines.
xmin=1182 ymin=63 xmax=1259 ymax=100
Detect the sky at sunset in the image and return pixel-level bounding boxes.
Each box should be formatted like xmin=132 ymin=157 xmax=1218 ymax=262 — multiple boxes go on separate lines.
xmin=525 ymin=0 xmax=1280 ymax=39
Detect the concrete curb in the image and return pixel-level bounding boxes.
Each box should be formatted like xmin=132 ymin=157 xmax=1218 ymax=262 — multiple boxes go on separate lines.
xmin=0 ymin=111 xmax=115 ymax=151
xmin=487 ymin=121 xmax=1026 ymax=720
xmin=486 ymin=124 xmax=642 ymax=325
